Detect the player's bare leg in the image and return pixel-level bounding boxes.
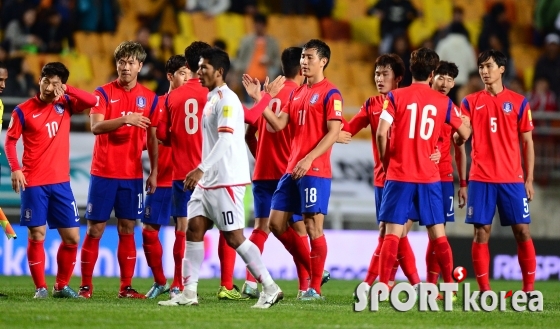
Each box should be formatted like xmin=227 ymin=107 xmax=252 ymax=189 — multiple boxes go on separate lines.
xmin=299 ymin=213 xmax=327 ymax=300
xmin=242 ymin=217 xmax=270 ymax=298
xmin=27 ymin=226 xmax=48 ymax=298
xmin=511 ymin=223 xmax=536 ymax=292
xmin=52 ymin=227 xmax=80 ymax=298
xmin=79 ymin=220 xmax=107 ymax=298
xmin=114 ymin=218 xmax=145 ymax=299
xmin=142 ymin=223 xmax=169 ymax=298
xmin=169 ymin=217 xmax=187 ymax=298
xmin=472 ymin=224 xmax=492 ymax=291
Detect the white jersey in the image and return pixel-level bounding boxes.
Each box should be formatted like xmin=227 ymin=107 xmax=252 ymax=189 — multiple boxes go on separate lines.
xmin=198 ymin=84 xmax=250 ymax=188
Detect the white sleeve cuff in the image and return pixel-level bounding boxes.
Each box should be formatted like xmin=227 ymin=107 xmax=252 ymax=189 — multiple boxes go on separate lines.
xmin=380 ymin=110 xmax=394 ymax=124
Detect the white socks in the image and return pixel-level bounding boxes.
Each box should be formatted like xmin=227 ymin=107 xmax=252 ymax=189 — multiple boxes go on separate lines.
xmin=182 ymin=241 xmax=204 ymax=295
xmin=236 ymin=239 xmax=276 ymax=294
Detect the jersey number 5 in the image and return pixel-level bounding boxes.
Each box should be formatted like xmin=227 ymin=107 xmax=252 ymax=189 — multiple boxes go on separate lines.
xmin=184 ymin=99 xmax=199 ymax=134
xmin=407 ymin=103 xmax=436 ymax=140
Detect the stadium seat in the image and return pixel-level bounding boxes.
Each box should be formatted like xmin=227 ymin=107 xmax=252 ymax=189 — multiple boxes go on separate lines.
xmin=485 ymin=0 xmax=516 ymax=24
xmin=90 ymin=55 xmax=115 ymax=87
xmin=349 ymin=62 xmax=375 ymax=90
xmin=523 ymin=66 xmax=535 ymax=92
xmin=215 ymin=13 xmax=247 ymax=56
xmin=63 ymin=53 xmax=93 ymax=87
xmin=191 ymin=12 xmax=217 ymax=44
xmin=177 ymin=11 xmax=195 ymax=37
xmin=510 ymin=44 xmax=540 ymax=80
xmin=173 ymin=34 xmax=197 ymax=56
xmin=515 ymin=0 xmax=535 ymax=27
xmin=115 ymin=12 xmax=139 ymax=41
xmin=267 ymin=15 xmax=298 ymax=48
xmin=320 ymin=18 xmax=351 ymax=41
xmin=100 ymin=33 xmax=122 ymax=57
xmin=453 ymin=0 xmax=485 ymax=23
xmin=407 ymin=18 xmax=438 ymax=48
xmin=148 ymin=33 xmax=162 ymax=54
xmin=423 ymin=0 xmax=453 ymax=28
xmin=294 ymin=16 xmax=321 ymax=44
xmin=333 ymin=0 xmax=369 ymax=21
xmin=464 ymin=20 xmax=482 ymax=46
xmin=350 ymin=16 xmax=381 ymax=45
xmin=74 ymin=32 xmax=103 ymax=58
xmin=22 ymin=53 xmax=41 ymax=80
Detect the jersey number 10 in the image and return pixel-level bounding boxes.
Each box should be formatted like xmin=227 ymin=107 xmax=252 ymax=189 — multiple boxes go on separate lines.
xmin=407 ymin=103 xmax=436 ymax=140
xmin=45 ymin=121 xmax=59 ymax=138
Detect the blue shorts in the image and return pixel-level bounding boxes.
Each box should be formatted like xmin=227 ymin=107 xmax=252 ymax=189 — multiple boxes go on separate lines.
xmin=271 ymin=174 xmax=331 ymax=215
xmin=378 ymin=180 xmax=445 ymax=226
xmin=442 ymin=181 xmax=455 ymax=222
xmin=253 ymin=180 xmax=279 ymax=218
xmin=376 ymin=185 xmax=422 ymax=223
xmin=85 ymin=175 xmax=144 ymax=221
xmin=172 ymin=180 xmax=193 ymax=217
xmin=20 ymin=182 xmax=80 ymax=229
xmin=466 ymin=181 xmax=531 ymax=226
xmin=142 ymin=187 xmax=172 ymax=226
xmin=291 ymin=214 xmax=303 ymax=223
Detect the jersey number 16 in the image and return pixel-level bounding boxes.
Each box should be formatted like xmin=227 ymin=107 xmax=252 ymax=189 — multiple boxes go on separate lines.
xmin=407 ymin=103 xmax=436 ymax=140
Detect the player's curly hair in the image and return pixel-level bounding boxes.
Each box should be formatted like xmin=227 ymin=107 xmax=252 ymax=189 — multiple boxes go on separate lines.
xmin=281 ymin=47 xmax=302 ymax=79
xmin=114 ymin=41 xmax=147 ymax=63
xmin=165 ymin=55 xmax=186 ymax=74
xmin=184 ymin=41 xmax=212 ymax=72
xmin=374 ymin=53 xmax=405 ymax=80
xmin=302 ymin=39 xmax=331 ymax=69
xmin=434 ymin=61 xmax=459 ymax=79
xmin=41 ymin=62 xmax=69 ymax=84
xmin=409 ymin=47 xmax=439 ymax=81
xmin=200 ymin=47 xmax=231 ymax=79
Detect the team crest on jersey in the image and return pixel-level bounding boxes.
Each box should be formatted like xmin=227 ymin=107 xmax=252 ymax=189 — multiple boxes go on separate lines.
xmin=310 ymin=93 xmax=319 ymax=104
xmin=54 ymin=103 xmax=64 ymax=114
xmin=136 ymin=96 xmax=147 ymax=108
xmin=24 ymin=209 xmax=32 ymax=220
xmin=502 ymin=102 xmax=513 ymax=114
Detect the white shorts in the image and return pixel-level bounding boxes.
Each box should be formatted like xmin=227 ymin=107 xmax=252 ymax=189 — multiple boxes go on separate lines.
xmin=187 ymin=185 xmax=246 ymax=231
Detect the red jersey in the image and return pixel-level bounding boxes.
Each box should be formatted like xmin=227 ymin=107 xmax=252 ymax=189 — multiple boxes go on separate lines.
xmin=282 ymin=78 xmax=343 ymax=178
xmin=162 ymin=78 xmax=207 ymax=181
xmin=383 ymin=83 xmax=463 ymax=183
xmin=252 ymin=80 xmax=298 ymax=181
xmin=90 ymin=80 xmax=158 ymax=179
xmin=155 ymin=95 xmax=172 ymax=187
xmin=437 ymin=123 xmax=454 ymax=182
xmin=6 ymin=88 xmax=96 ymax=186
xmin=347 ymin=95 xmax=386 ymax=187
xmin=461 ymin=88 xmax=533 ymax=183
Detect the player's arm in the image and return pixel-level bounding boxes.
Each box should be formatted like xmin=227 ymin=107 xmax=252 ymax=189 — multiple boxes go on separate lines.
xmin=521 ymin=131 xmax=535 ymax=201
xmin=146 ymin=96 xmax=160 ymax=194
xmin=90 ymin=89 xmax=151 ymax=135
xmin=242 ymin=74 xmax=286 ymax=126
xmin=156 ymin=95 xmax=171 ymax=145
xmin=245 ymin=124 xmax=258 ymax=158
xmin=338 ymin=100 xmax=371 ymax=143
xmin=376 ymin=94 xmax=397 ymax=171
xmin=64 ymin=85 xmax=97 ymax=112
xmin=453 ymin=135 xmax=468 ymax=208
xmin=4 ymin=112 xmax=26 ymax=193
xmin=454 ymin=99 xmax=472 ymax=145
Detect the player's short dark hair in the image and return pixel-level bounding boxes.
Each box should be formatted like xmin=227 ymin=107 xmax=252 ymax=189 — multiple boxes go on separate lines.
xmin=114 ymin=41 xmax=147 ymax=63
xmin=165 ymin=55 xmax=186 ymax=74
xmin=374 ymin=53 xmax=405 ymax=79
xmin=302 ymin=39 xmax=331 ymax=69
xmin=477 ymin=49 xmax=507 ymax=71
xmin=184 ymin=41 xmax=212 ymax=72
xmin=213 ymin=39 xmax=227 ymax=51
xmin=41 ymin=62 xmax=69 ymax=83
xmin=281 ymin=47 xmax=302 ymax=79
xmin=409 ymin=47 xmax=439 ymax=81
xmin=253 ymin=13 xmax=267 ymax=25
xmin=200 ymin=47 xmax=230 ymax=80
xmin=0 ymin=61 xmax=6 ymax=70
xmin=434 ymin=61 xmax=459 ymax=79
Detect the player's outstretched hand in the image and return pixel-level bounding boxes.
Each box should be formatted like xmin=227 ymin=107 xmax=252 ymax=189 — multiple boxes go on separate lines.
xmin=125 ymin=112 xmax=151 ymax=129
xmin=242 ymin=74 xmax=262 ymax=101
xmin=11 ymin=170 xmax=27 ymax=193
xmin=525 ymin=180 xmax=534 ymax=202
xmin=458 ymin=187 xmax=467 ymax=208
xmin=337 ymin=130 xmax=352 ymax=144
xmin=430 ymin=147 xmax=441 ymax=164
xmin=292 ymin=156 xmax=312 ymax=180
xmin=146 ymin=172 xmax=157 ymax=195
xmin=184 ymin=168 xmax=204 ymax=191
xmin=264 ymin=75 xmax=286 ymax=98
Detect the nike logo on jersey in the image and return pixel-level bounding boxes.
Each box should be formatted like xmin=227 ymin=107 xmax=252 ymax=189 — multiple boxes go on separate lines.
xmin=33 ymin=113 xmax=42 ymax=118
xmin=476 ymin=105 xmax=485 ymax=110
xmin=523 ymin=213 xmax=530 ymax=218
xmin=446 ymin=213 xmax=454 ymax=217
xmin=111 ymin=99 xmax=120 ymax=103
xmin=305 ymin=204 xmax=316 ymax=208
xmin=372 ymin=111 xmax=381 ymax=115
xmin=293 ymin=97 xmax=301 ymax=100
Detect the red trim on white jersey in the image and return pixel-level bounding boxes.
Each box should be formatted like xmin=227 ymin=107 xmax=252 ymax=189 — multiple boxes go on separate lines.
xmin=197 ymin=182 xmax=250 ymax=190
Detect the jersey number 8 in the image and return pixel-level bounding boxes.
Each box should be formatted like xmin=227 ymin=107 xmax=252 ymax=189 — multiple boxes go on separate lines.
xmin=184 ymin=99 xmax=199 ymax=134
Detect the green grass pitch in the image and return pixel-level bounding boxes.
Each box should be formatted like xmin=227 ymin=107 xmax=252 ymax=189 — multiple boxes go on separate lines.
xmin=0 ymin=276 xmax=558 ymax=329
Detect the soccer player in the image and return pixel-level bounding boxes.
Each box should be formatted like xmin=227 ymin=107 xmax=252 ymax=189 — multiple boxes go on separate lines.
xmin=256 ymin=39 xmax=343 ymax=300
xmin=375 ymin=48 xmax=471 ymax=291
xmin=0 ymin=61 xmax=7 ymax=128
xmin=80 ymin=41 xmax=159 ymax=299
xmin=4 ymin=62 xmax=97 ymax=298
xmin=158 ymin=47 xmax=283 ymax=309
xmin=460 ymin=50 xmax=536 ymax=293
xmin=142 ymin=54 xmax=188 ymax=298
xmin=241 ymin=47 xmax=319 ymax=299
xmin=426 ymin=61 xmax=468 ymax=285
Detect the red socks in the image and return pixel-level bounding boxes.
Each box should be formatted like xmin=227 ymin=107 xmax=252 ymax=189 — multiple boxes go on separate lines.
xmin=277 ymin=226 xmax=311 ymax=274
xmin=472 ymin=241 xmax=491 ymax=291
xmin=309 ymin=235 xmax=327 ymax=294
xmin=433 ymin=236 xmax=454 ymax=284
xmin=218 ymin=231 xmax=236 ymax=290
xmin=80 ymin=235 xmax=100 ymax=288
xmin=142 ymin=229 xmax=166 ymax=285
xmin=296 ymin=235 xmax=311 ymax=291
xmin=246 ymin=229 xmax=268 ymax=282
xmin=117 ymin=233 xmax=137 ymax=290
xmin=397 ymin=236 xmax=420 ymax=285
xmin=27 ymin=239 xmax=47 ymax=289
xmin=389 ymin=260 xmax=399 ymax=282
xmin=379 ymin=234 xmax=399 ymax=284
xmin=426 ymin=239 xmax=440 ymax=284
xmin=172 ymin=231 xmax=186 ymax=290
xmin=55 ymin=242 xmax=78 ymax=290
xmin=364 ymin=236 xmax=383 ymax=285
xmin=517 ymin=239 xmax=536 ymax=292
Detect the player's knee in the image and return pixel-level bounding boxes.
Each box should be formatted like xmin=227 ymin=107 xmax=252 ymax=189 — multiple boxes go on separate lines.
xmin=255 ymin=218 xmax=270 ymax=233
xmin=473 ymin=225 xmax=491 ymax=243
xmin=268 ymin=219 xmax=286 ymax=236
xmin=117 ymin=219 xmax=135 ymax=234
xmin=222 ymin=230 xmax=244 ymax=249
xmin=27 ymin=229 xmax=45 ymax=241
xmin=512 ymin=224 xmax=531 ymax=242
xmin=175 ymin=217 xmax=188 ymax=232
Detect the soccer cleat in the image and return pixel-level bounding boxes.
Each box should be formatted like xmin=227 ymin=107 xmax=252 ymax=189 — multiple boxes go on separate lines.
xmin=34 ymin=287 xmax=48 ymax=299
xmin=296 ymin=290 xmax=306 ymax=300
xmin=78 ymin=286 xmax=92 ymax=298
xmin=299 ymin=288 xmax=325 ymax=301
xmin=321 ymin=270 xmax=331 ymax=286
xmin=158 ymin=290 xmax=198 ymax=306
xmin=240 ymin=283 xmax=260 ymax=299
xmin=251 ymin=285 xmax=283 ymax=309
xmin=118 ymin=286 xmax=147 ymax=299
xmin=217 ymin=285 xmax=250 ymax=300
xmin=169 ymin=286 xmax=181 ymax=299
xmin=53 ymin=285 xmax=81 ymax=298
xmin=145 ymin=282 xmax=170 ymax=299
xmin=436 ymin=292 xmax=458 ymax=302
